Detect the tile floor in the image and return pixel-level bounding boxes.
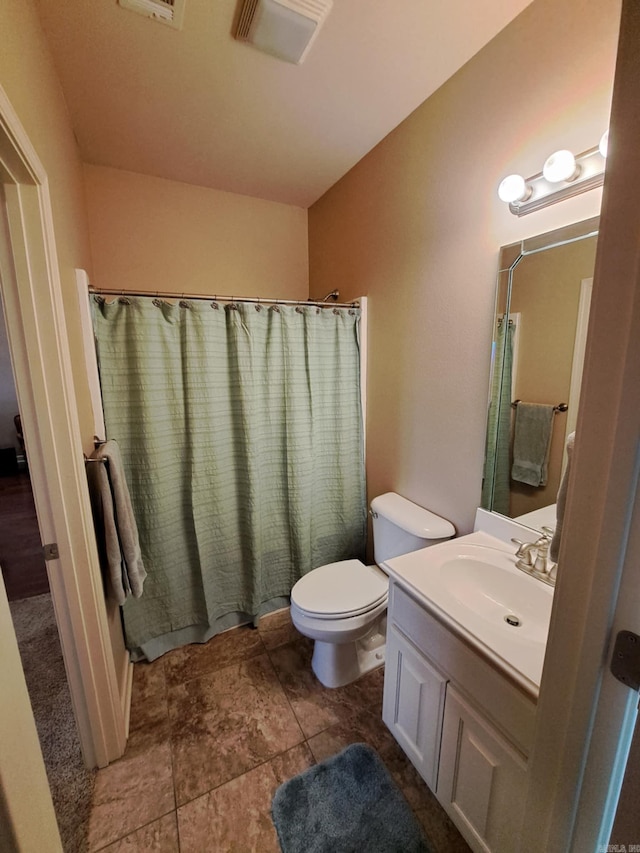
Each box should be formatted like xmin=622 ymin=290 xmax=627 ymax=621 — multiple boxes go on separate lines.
xmin=87 ymin=609 xmax=471 ymax=852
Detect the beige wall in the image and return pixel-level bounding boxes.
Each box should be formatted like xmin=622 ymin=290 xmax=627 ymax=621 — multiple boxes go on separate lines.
xmin=1 ymin=0 xmax=95 ymax=445
xmin=509 ymin=237 xmax=597 ymax=517
xmin=308 ymin=0 xmax=620 ymax=533
xmin=1 ymin=2 xmax=309 ymax=441
xmin=84 ymin=165 xmax=309 ymax=300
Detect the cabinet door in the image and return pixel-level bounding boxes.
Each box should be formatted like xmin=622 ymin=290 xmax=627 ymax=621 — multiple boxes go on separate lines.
xmin=437 ymin=686 xmax=527 ymax=853
xmin=382 ymin=625 xmax=447 ymax=791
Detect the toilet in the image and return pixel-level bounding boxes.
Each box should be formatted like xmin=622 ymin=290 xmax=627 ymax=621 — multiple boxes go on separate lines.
xmin=290 ymin=492 xmax=455 ymax=688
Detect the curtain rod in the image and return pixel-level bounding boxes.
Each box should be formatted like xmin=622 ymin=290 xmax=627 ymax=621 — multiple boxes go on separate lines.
xmin=88 ymin=287 xmax=359 ymax=310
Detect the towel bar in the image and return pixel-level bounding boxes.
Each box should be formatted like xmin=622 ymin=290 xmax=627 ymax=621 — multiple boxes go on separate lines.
xmin=85 ymin=435 xmax=109 ymax=462
xmin=511 ymin=400 xmax=568 ymax=413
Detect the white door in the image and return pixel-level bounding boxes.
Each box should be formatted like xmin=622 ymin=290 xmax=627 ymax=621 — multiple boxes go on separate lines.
xmin=0 ymin=570 xmax=62 ymax=850
xmin=518 ymin=1 xmax=640 ymax=849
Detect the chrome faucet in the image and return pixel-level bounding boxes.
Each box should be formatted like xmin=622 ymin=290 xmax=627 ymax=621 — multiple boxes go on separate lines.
xmin=532 ymin=527 xmax=554 ymax=574
xmin=512 ymin=538 xmax=537 ymax=570
xmin=511 ymin=526 xmax=556 ymax=586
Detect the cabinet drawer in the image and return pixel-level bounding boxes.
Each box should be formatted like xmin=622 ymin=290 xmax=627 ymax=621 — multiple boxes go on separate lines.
xmin=389 ymin=581 xmax=535 ymax=755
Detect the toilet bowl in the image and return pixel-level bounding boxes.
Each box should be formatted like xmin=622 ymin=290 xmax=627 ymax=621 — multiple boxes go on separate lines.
xmin=290 ymin=559 xmax=389 ymax=688
xmin=290 ymin=493 xmax=454 ymax=688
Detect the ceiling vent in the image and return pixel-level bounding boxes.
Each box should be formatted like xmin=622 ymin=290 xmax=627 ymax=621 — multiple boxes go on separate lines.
xmin=234 ymin=0 xmax=333 ymax=64
xmin=118 ymin=0 xmax=185 ymax=30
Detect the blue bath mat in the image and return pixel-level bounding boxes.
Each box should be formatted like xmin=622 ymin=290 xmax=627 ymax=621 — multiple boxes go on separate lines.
xmin=271 ymin=743 xmax=431 ymax=853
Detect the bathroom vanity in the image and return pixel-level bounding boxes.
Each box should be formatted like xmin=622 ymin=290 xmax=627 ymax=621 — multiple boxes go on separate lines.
xmin=382 ymin=524 xmax=553 ymax=853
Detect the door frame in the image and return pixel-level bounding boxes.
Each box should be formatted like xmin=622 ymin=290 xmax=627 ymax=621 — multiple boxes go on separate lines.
xmin=0 ymin=84 xmax=127 ymax=773
xmin=519 ymin=1 xmax=640 ymax=848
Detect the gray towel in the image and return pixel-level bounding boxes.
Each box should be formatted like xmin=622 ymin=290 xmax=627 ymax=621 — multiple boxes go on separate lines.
xmin=511 ymin=402 xmax=555 ymax=487
xmin=86 ymin=440 xmax=146 ymax=604
xmin=550 ymin=431 xmax=575 ymax=563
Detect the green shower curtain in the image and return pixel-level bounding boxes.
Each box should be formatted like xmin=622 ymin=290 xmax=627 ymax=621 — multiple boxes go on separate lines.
xmin=481 ymin=317 xmax=514 ymax=515
xmin=92 ymin=297 xmax=366 ymax=661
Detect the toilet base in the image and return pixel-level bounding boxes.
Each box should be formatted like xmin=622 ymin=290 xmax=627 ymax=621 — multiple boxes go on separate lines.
xmin=311 ymin=622 xmax=386 ymax=688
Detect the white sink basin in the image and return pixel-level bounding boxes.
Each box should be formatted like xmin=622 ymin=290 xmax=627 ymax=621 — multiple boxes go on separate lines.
xmin=382 ymin=531 xmax=554 ymax=695
xmin=439 ymin=555 xmax=551 ymax=644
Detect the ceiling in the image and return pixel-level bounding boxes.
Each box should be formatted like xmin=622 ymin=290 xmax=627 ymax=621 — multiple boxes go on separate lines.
xmin=34 ymin=0 xmax=532 ymax=208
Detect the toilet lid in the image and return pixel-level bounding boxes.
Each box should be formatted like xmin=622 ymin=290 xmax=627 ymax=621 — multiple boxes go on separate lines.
xmin=291 ymin=560 xmax=388 ymax=618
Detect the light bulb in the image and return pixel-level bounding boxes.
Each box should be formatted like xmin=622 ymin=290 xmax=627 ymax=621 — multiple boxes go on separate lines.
xmin=599 ymin=130 xmax=609 ymax=158
xmin=497 ymin=174 xmax=529 ymax=204
xmin=543 ymin=149 xmax=579 ymax=183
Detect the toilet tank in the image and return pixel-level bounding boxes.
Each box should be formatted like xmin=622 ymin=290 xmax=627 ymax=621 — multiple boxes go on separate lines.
xmin=370 ymin=492 xmax=455 ymax=564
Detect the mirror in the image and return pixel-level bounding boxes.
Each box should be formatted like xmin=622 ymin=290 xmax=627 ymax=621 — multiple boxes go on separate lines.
xmin=481 ymin=216 xmax=599 ymax=531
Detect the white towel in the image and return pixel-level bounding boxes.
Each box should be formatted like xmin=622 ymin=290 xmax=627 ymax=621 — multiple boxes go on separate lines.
xmin=86 ymin=440 xmax=146 ymax=604
xmin=550 ymin=431 xmax=575 ymax=563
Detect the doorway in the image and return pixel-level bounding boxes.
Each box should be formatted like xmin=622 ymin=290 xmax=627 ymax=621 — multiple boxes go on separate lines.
xmin=0 ymin=284 xmax=96 ymax=849
xmin=0 ymin=82 xmax=129 ymax=848
xmin=0 ymin=297 xmax=48 ymax=601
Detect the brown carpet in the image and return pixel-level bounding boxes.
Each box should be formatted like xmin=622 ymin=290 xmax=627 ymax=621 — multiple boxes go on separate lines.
xmin=9 ymin=593 xmax=95 ymax=852
xmin=0 ymin=470 xmax=49 ymax=601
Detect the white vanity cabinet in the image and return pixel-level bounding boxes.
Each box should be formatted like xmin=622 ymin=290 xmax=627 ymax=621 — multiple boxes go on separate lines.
xmin=383 ymin=623 xmax=447 ymax=790
xmin=438 ymin=686 xmax=527 ymax=852
xmin=382 ymin=580 xmax=536 ymax=853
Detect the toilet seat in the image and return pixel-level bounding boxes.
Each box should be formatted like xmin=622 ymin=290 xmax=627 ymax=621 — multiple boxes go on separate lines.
xmin=291 ymin=560 xmax=388 ymax=620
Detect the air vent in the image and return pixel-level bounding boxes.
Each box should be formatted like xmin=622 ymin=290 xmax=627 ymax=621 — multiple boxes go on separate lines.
xmin=234 ymin=0 xmax=333 ymax=64
xmin=119 ymin=0 xmax=185 ymax=30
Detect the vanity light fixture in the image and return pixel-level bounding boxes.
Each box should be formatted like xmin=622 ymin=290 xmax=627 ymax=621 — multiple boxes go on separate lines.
xmin=498 ymin=134 xmax=609 ymax=217
xmin=542 ymin=149 xmax=579 ymax=183
xmin=599 ymin=130 xmax=609 ymax=157
xmin=497 ymin=174 xmax=531 ymax=204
